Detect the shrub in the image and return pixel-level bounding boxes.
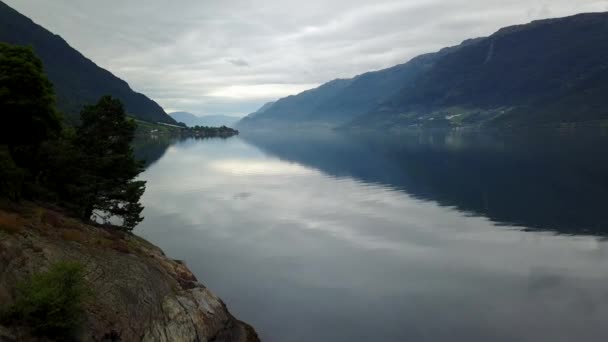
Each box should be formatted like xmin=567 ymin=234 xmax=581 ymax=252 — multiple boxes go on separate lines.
xmin=2 ymin=261 xmax=88 ymax=340
xmin=0 ymin=149 xmax=25 ymax=200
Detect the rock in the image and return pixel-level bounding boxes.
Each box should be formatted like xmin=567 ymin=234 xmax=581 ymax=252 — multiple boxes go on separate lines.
xmin=0 ymin=325 xmax=16 ymax=341
xmin=0 ymin=205 xmax=260 ymax=342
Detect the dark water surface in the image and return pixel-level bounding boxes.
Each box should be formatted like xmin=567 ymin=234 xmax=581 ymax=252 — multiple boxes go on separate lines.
xmin=136 ymin=129 xmax=608 ymax=342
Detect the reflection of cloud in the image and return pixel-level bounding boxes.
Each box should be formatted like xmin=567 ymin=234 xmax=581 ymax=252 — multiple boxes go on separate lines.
xmin=233 ymin=192 xmax=252 ymax=200
xmin=210 ymin=159 xmax=315 ymax=175
xmin=527 ymin=270 xmax=563 ymax=293
xmin=136 ymin=137 xmax=608 ymax=342
xmin=141 ymin=138 xmax=608 ymax=271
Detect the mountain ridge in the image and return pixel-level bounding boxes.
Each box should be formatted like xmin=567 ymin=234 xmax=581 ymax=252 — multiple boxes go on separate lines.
xmin=0 ymin=1 xmax=176 ymax=124
xmin=236 ymin=37 xmax=485 ymax=129
xmin=238 ymin=11 xmax=608 ymax=130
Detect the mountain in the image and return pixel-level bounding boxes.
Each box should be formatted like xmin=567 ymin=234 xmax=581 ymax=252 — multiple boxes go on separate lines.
xmin=237 ymin=57 xmax=438 ymax=129
xmin=238 ymin=12 xmax=608 ymax=130
xmin=236 ymin=39 xmax=479 ymax=129
xmin=350 ymin=12 xmax=608 ymax=129
xmin=0 ymin=1 xmax=176 ymax=124
xmin=169 ymin=112 xmax=239 ymax=127
xmin=245 ymin=101 xmax=275 ymax=119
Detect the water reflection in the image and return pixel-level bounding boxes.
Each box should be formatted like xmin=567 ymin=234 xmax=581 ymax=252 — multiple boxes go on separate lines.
xmin=136 ymin=131 xmax=608 ymax=342
xmin=242 ymin=129 xmax=608 ymax=235
xmin=133 ymin=137 xmax=173 ymax=167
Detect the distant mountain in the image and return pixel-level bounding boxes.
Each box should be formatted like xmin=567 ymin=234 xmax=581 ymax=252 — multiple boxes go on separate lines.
xmin=237 ymin=69 xmax=416 ymax=129
xmin=0 ymin=1 xmax=176 ymax=124
xmin=236 ymin=40 xmax=478 ymax=129
xmin=169 ymin=112 xmax=238 ymax=127
xmin=239 ymin=12 xmax=608 ymax=130
xmin=246 ymin=101 xmax=275 ymax=118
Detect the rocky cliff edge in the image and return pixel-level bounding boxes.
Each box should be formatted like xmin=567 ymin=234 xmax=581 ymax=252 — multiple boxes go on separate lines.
xmin=0 ymin=202 xmax=260 ymax=342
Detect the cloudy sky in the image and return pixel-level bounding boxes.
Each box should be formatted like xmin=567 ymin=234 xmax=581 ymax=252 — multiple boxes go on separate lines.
xmin=5 ymin=0 xmax=608 ymax=117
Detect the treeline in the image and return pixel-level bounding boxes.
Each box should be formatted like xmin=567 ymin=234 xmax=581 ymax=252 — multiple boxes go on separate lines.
xmin=0 ymin=42 xmax=145 ymax=230
xmin=179 ymin=124 xmax=239 ymax=138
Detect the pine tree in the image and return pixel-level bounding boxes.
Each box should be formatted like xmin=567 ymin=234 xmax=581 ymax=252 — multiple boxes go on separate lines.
xmin=0 ymin=42 xmax=62 ymax=187
xmin=0 ymin=42 xmax=61 ymax=190
xmin=74 ymin=96 xmax=146 ymax=230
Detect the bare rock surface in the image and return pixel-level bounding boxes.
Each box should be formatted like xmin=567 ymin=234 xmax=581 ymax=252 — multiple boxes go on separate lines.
xmin=0 ymin=203 xmax=260 ymax=342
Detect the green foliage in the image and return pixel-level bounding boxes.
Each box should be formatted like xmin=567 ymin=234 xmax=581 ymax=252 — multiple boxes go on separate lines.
xmin=0 ymin=42 xmax=62 ymax=175
xmin=73 ymin=96 xmax=146 ymax=230
xmin=114 ymin=180 xmax=146 ymax=229
xmin=2 ymin=261 xmax=88 ymax=340
xmin=36 ymin=127 xmax=83 ymax=202
xmin=185 ymin=125 xmax=239 ymax=138
xmin=0 ymin=148 xmax=25 ymax=200
xmin=0 ymin=42 xmax=61 ymax=150
xmin=0 ymin=43 xmax=61 ymax=201
xmin=0 ymin=42 xmax=147 ymax=231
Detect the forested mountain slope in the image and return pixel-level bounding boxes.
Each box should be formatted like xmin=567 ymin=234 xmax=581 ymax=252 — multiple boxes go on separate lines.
xmin=239 ymin=12 xmax=608 ymax=130
xmin=0 ymin=1 xmax=176 ymax=124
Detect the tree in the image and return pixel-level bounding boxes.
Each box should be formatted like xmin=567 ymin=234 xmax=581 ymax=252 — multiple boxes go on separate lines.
xmin=0 ymin=43 xmax=61 ymax=166
xmin=0 ymin=148 xmax=25 ymax=200
xmin=74 ymin=96 xmax=146 ymax=230
xmin=0 ymin=43 xmax=146 ymax=230
xmin=2 ymin=262 xmax=87 ymax=339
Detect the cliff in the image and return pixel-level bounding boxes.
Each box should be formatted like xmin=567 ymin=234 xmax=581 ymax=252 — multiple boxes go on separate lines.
xmin=0 ymin=202 xmax=259 ymax=342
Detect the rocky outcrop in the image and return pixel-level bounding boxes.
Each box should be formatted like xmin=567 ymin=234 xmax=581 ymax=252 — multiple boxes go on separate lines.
xmin=0 ymin=203 xmax=259 ymax=342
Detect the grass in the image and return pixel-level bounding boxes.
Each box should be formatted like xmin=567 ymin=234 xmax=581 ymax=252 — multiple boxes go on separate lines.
xmin=1 ymin=261 xmax=88 ymax=340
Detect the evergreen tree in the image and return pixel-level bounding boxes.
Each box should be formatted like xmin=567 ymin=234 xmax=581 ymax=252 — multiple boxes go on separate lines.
xmin=0 ymin=42 xmax=61 ymax=167
xmin=75 ymin=96 xmax=146 ymax=230
xmin=0 ymin=42 xmax=146 ymax=230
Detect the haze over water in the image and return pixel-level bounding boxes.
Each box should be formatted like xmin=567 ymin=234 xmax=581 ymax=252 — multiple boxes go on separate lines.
xmin=136 ymin=129 xmax=608 ymax=342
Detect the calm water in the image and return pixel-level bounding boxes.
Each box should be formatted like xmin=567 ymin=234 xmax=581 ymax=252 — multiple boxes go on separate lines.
xmin=136 ymin=129 xmax=608 ymax=342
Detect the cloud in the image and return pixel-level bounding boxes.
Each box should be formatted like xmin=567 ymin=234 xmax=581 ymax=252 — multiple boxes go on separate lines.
xmin=4 ymin=0 xmax=608 ymax=116
xmin=206 ymin=83 xmax=320 ymax=99
xmin=227 ymin=58 xmax=250 ymax=67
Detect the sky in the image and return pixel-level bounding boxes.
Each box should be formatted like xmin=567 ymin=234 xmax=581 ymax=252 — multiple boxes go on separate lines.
xmin=4 ymin=0 xmax=608 ymax=117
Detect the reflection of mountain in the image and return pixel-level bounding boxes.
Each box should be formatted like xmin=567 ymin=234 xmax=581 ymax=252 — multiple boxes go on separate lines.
xmin=133 ymin=137 xmax=173 ymax=168
xmin=242 ymin=129 xmax=608 ymax=235
xmin=134 ymin=136 xmax=240 ymax=169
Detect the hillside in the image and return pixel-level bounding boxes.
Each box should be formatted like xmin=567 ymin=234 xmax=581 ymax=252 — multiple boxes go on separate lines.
xmin=170 ymin=112 xmax=239 ymax=127
xmin=238 ymin=12 xmax=608 ymax=130
xmin=237 ymin=55 xmax=442 ymax=129
xmin=0 ymin=1 xmax=176 ymax=124
xmin=350 ymin=12 xmax=608 ymax=129
xmin=235 ymin=39 xmax=478 ymax=129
